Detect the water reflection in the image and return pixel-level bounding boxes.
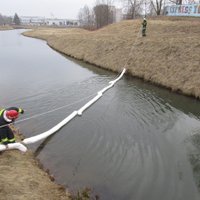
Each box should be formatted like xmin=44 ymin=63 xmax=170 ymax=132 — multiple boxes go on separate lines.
xmin=125 ymin=76 xmax=200 ymax=118
xmin=186 ymin=130 xmax=200 ymax=191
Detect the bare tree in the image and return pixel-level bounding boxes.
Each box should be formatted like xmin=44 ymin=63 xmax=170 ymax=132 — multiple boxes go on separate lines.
xmin=122 ymin=0 xmax=145 ymax=19
xmin=0 ymin=14 xmax=4 ymax=25
xmin=150 ymin=0 xmax=165 ymax=15
xmin=78 ymin=5 xmax=95 ymax=29
xmin=147 ymin=0 xmax=181 ymax=16
xmin=0 ymin=13 xmax=12 ymax=25
xmin=168 ymin=0 xmax=183 ymax=4
xmin=169 ymin=0 xmax=199 ymax=5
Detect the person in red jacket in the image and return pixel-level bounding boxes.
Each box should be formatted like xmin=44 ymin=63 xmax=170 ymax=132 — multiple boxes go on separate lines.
xmin=0 ymin=107 xmax=24 ymax=145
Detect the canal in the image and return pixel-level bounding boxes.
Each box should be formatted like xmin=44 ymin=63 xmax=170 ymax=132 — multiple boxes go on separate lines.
xmin=1 ymin=29 xmax=200 ymax=200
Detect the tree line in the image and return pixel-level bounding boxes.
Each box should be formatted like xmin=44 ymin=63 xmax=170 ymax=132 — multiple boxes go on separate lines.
xmin=78 ymin=0 xmax=199 ymax=29
xmin=0 ymin=13 xmax=21 ymax=26
xmin=1 ymin=0 xmax=198 ymax=28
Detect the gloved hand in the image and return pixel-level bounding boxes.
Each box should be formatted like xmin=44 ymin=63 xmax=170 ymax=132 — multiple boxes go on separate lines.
xmin=20 ymin=109 xmax=25 ymax=114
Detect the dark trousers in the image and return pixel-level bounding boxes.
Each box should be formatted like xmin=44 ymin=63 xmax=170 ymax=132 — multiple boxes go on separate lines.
xmin=142 ymin=27 xmax=146 ymax=36
xmin=0 ymin=126 xmax=15 ymax=144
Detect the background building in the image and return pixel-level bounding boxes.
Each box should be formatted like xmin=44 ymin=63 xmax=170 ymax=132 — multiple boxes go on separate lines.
xmin=20 ymin=16 xmax=79 ymax=27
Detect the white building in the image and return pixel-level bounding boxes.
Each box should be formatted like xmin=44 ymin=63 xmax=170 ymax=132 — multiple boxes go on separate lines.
xmin=20 ymin=16 xmax=79 ymax=27
xmin=45 ymin=18 xmax=79 ymax=26
xmin=20 ymin=16 xmax=46 ymax=25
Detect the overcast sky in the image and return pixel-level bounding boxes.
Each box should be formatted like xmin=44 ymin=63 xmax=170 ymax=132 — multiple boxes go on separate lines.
xmin=0 ymin=0 xmax=99 ymax=19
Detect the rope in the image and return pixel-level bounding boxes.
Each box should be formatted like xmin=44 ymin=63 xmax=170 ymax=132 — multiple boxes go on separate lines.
xmin=0 ymin=20 xmax=142 ymax=131
xmin=0 ymin=92 xmax=96 ymax=129
xmin=0 ymin=66 xmax=125 ymax=130
xmin=0 ymin=20 xmax=143 ymax=153
xmin=123 ymin=22 xmax=142 ymax=70
xmin=67 ymin=21 xmax=143 ymax=183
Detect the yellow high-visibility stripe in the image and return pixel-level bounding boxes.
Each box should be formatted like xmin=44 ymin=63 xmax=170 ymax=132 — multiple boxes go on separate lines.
xmin=0 ymin=137 xmax=15 ymax=144
xmin=0 ymin=138 xmax=8 ymax=144
xmin=8 ymin=138 xmax=15 ymax=142
xmin=0 ymin=109 xmax=5 ymax=116
xmin=1 ymin=138 xmax=8 ymax=142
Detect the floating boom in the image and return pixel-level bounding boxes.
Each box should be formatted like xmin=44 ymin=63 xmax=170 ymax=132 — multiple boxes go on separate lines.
xmin=0 ymin=68 xmax=126 ymax=152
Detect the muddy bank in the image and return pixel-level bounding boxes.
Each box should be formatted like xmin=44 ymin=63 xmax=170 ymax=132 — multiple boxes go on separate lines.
xmin=23 ymin=17 xmax=200 ymax=98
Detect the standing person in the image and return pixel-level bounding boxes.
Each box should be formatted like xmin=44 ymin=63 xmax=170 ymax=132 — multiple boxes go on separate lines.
xmin=142 ymin=17 xmax=147 ymax=37
xmin=0 ymin=107 xmax=27 ymax=152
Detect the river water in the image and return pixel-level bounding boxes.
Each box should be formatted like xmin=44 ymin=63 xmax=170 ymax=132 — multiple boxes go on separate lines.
xmin=1 ymin=29 xmax=200 ymax=200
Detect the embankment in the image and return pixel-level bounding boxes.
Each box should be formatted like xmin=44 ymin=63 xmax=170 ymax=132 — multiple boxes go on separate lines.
xmin=0 ymin=131 xmax=70 ymax=200
xmin=0 ymin=25 xmax=13 ymax=30
xmin=23 ymin=16 xmax=200 ymax=98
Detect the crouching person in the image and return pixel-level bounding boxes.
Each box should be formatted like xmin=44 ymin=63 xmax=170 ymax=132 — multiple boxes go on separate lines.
xmin=0 ymin=107 xmax=27 ymax=152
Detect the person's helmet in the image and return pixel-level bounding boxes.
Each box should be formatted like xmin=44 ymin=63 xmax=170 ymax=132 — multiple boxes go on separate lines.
xmin=6 ymin=110 xmax=19 ymax=120
xmin=144 ymin=17 xmax=146 ymax=20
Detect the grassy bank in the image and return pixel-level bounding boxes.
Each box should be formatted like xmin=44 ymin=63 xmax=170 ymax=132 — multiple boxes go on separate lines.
xmin=0 ymin=150 xmax=70 ymax=200
xmin=23 ymin=16 xmax=200 ymax=98
xmin=0 ymin=25 xmax=13 ymax=30
xmin=0 ymin=130 xmax=70 ymax=200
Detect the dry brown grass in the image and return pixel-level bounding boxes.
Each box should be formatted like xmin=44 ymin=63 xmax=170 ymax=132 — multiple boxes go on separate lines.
xmin=0 ymin=130 xmax=70 ymax=200
xmin=0 ymin=25 xmax=13 ymax=30
xmin=23 ymin=16 xmax=200 ymax=98
xmin=0 ymin=150 xmax=70 ymax=200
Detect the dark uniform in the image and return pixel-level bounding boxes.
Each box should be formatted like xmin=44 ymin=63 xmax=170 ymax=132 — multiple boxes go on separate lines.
xmin=142 ymin=18 xmax=147 ymax=37
xmin=0 ymin=107 xmax=24 ymax=144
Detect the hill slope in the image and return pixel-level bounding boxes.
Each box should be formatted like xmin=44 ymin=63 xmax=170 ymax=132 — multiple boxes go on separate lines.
xmin=23 ymin=17 xmax=200 ymax=98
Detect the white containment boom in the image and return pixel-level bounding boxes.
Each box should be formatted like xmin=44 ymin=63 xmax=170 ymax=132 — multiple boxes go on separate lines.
xmin=23 ymin=111 xmax=78 ymax=144
xmin=1 ymin=68 xmax=126 ymax=151
xmin=0 ymin=143 xmax=27 ymax=152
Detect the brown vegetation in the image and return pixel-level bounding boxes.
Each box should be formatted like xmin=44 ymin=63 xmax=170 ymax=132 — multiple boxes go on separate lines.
xmin=23 ymin=16 xmax=200 ymax=98
xmin=0 ymin=150 xmax=70 ymax=200
xmin=0 ymin=129 xmax=70 ymax=200
xmin=0 ymin=25 xmax=13 ymax=30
